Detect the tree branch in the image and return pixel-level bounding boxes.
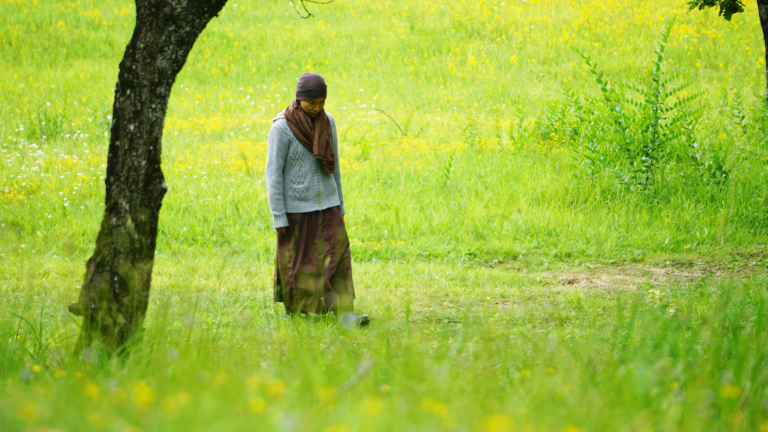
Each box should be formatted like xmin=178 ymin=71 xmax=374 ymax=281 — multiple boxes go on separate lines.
xmin=293 ymin=0 xmax=334 ymax=19
xmin=376 ymin=109 xmax=408 ymax=136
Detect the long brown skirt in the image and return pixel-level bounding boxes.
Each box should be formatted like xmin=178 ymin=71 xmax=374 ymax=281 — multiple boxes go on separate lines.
xmin=273 ymin=206 xmax=355 ymax=314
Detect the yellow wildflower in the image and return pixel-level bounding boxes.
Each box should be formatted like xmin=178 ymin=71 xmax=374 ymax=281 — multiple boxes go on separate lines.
xmin=267 ymin=379 xmax=286 ymax=397
xmin=483 ymin=414 xmax=513 ymax=432
xmin=84 ymin=380 xmax=100 ymax=400
xmin=248 ymin=397 xmax=267 ymax=413
xmin=132 ymin=380 xmax=156 ymax=407
xmin=362 ymin=395 xmax=384 ymax=416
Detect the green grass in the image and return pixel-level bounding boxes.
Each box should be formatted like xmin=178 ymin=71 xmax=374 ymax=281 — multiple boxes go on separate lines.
xmin=2 ymin=0 xmax=768 ymax=430
xmin=2 ymin=258 xmax=768 ymax=431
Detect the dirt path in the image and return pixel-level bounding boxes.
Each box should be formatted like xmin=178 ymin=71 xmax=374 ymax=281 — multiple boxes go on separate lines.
xmin=542 ymin=255 xmax=766 ymax=293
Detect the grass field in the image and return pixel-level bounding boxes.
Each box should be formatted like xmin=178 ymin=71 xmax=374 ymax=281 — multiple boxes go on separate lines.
xmin=2 ymin=0 xmax=768 ymax=430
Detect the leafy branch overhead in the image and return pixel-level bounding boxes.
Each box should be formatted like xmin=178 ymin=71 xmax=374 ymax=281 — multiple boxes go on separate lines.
xmin=687 ymin=0 xmax=745 ymax=21
xmin=687 ymin=0 xmax=768 ymax=112
xmin=293 ymin=0 xmax=335 ymax=19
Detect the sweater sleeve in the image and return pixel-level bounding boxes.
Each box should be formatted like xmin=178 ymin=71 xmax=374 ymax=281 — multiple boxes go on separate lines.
xmin=330 ymin=116 xmax=345 ymax=216
xmin=265 ymin=121 xmax=290 ymax=228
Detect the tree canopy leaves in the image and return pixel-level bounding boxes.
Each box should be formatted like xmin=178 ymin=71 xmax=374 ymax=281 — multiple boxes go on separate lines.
xmin=687 ymin=0 xmax=745 ymax=21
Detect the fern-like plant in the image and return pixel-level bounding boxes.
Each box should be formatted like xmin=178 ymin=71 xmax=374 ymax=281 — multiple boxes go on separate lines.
xmin=573 ymin=19 xmax=704 ymax=191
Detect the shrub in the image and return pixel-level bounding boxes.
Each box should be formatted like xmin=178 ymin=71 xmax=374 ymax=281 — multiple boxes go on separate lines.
xmin=571 ymin=19 xmax=705 ymax=192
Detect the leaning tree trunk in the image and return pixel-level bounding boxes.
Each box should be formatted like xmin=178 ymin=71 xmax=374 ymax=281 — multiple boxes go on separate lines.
xmin=760 ymin=0 xmax=768 ymax=110
xmin=68 ymin=0 xmax=227 ymax=356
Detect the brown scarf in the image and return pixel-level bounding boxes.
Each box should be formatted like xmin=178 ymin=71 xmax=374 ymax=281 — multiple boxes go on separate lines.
xmin=283 ymin=100 xmax=335 ymax=174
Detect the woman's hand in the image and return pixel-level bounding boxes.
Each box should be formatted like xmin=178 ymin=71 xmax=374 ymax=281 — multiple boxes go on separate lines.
xmin=277 ymin=227 xmax=288 ymax=235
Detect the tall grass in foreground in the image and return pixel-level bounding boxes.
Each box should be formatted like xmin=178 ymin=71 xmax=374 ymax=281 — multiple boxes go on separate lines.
xmin=1 ymin=261 xmax=766 ymax=431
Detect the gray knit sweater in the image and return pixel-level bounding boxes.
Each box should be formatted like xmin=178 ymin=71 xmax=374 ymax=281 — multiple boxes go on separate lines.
xmin=265 ymin=111 xmax=345 ymax=229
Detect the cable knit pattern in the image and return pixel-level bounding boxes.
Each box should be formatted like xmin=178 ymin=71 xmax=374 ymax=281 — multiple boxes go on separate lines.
xmin=288 ymin=143 xmax=306 ymax=198
xmin=265 ymin=111 xmax=345 ymax=229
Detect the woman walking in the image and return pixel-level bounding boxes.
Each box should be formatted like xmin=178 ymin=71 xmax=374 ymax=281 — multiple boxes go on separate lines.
xmin=265 ymin=72 xmax=368 ymax=327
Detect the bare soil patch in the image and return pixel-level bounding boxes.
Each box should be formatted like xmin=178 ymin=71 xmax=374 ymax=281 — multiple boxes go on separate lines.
xmin=543 ymin=259 xmax=766 ymax=293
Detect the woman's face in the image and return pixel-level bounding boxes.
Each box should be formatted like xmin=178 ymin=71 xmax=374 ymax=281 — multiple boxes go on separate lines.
xmin=299 ymin=97 xmax=326 ymax=117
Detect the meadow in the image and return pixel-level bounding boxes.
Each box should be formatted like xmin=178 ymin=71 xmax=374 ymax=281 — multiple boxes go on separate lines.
xmin=1 ymin=0 xmax=768 ymax=430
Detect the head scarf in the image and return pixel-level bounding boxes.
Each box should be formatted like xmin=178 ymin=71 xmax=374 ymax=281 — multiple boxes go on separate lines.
xmin=284 ymin=73 xmax=334 ymax=174
xmin=295 ymin=72 xmax=327 ymax=101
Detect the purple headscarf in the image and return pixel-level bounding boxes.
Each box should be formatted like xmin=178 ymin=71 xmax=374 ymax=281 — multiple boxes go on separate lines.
xmin=295 ymin=72 xmax=327 ymax=101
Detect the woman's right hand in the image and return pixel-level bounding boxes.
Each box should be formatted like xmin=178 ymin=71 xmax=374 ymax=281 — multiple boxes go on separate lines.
xmin=277 ymin=227 xmax=288 ymax=235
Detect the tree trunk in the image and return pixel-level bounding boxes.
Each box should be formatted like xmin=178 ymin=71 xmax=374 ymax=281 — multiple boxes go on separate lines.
xmin=760 ymin=0 xmax=768 ymax=110
xmin=68 ymin=0 xmax=227 ymax=357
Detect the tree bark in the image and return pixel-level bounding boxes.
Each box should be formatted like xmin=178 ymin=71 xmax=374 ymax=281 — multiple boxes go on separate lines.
xmin=759 ymin=0 xmax=768 ymax=110
xmin=69 ymin=0 xmax=227 ymax=356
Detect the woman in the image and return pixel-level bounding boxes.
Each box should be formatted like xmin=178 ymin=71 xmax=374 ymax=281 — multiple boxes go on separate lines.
xmin=265 ymin=72 xmax=368 ymax=327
